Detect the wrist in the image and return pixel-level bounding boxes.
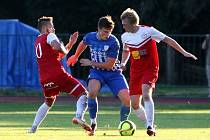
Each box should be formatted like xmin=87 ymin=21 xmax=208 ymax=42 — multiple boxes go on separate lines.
xmin=121 ymin=63 xmax=126 ymax=67
xmin=89 ymin=61 xmax=93 ymax=66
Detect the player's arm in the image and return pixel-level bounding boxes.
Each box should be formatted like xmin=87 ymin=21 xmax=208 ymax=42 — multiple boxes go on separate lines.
xmin=80 ymin=57 xmax=116 ymax=70
xmin=162 ymin=36 xmax=197 ymax=60
xmin=121 ymin=44 xmax=130 ymax=68
xmin=51 ymin=40 xmax=68 ymax=54
xmin=67 ymin=40 xmax=87 ymax=66
xmin=80 ymin=39 xmax=119 ymax=70
xmin=47 ymin=33 xmax=68 ymax=55
xmin=65 ymin=31 xmax=79 ymax=52
xmin=57 ymin=32 xmax=79 ymax=60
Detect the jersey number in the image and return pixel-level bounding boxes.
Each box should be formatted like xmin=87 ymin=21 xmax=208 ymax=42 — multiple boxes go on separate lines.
xmin=36 ymin=43 xmax=42 ymax=58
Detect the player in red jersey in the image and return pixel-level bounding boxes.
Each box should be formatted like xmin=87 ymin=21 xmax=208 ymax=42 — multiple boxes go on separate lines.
xmin=120 ymin=8 xmax=197 ymax=136
xmin=28 ymin=16 xmax=91 ymax=133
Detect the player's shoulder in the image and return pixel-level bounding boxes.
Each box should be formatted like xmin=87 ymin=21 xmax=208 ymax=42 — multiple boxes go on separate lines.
xmin=37 ymin=33 xmax=47 ymax=38
xmin=109 ymin=34 xmax=119 ymax=41
xmin=47 ymin=33 xmax=56 ymax=38
xmin=139 ymin=25 xmax=154 ymax=31
xmin=36 ymin=34 xmax=47 ymax=42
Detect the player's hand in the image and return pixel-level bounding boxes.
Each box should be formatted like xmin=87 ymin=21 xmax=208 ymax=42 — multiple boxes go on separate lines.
xmin=120 ymin=64 xmax=127 ymax=71
xmin=69 ymin=31 xmax=79 ymax=46
xmin=58 ymin=52 xmax=65 ymax=61
xmin=183 ymin=52 xmax=198 ymax=60
xmin=80 ymin=58 xmax=92 ymax=66
xmin=67 ymin=55 xmax=78 ymax=66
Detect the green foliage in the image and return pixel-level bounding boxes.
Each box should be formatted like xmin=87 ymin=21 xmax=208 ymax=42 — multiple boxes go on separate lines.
xmin=0 ymin=0 xmax=210 ymax=34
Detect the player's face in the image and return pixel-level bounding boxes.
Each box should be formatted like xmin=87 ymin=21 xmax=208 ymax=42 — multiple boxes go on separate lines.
xmin=46 ymin=22 xmax=55 ymax=33
xmin=98 ymin=27 xmax=113 ymax=40
xmin=121 ymin=18 xmax=135 ymax=33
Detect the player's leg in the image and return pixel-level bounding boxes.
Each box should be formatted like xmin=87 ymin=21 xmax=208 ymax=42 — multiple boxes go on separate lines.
xmin=206 ymin=64 xmax=210 ymax=98
xmin=106 ymin=71 xmax=131 ymax=122
xmin=130 ymin=95 xmax=147 ymax=127
xmin=28 ymin=95 xmax=56 ymax=133
xmin=87 ymin=79 xmax=101 ymax=136
xmin=141 ymin=72 xmax=158 ymax=136
xmin=71 ymin=92 xmax=92 ymax=132
xmin=129 ymin=75 xmax=147 ymax=127
xmin=117 ymin=89 xmax=131 ymax=121
xmin=142 ymin=84 xmax=155 ymax=136
xmin=62 ymin=74 xmax=91 ymax=131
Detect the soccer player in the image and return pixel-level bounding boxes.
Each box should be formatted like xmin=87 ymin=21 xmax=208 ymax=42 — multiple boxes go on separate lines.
xmin=202 ymin=34 xmax=210 ymax=98
xmin=28 ymin=16 xmax=92 ymax=133
xmin=67 ymin=16 xmax=131 ymax=136
xmin=120 ymin=8 xmax=197 ymax=136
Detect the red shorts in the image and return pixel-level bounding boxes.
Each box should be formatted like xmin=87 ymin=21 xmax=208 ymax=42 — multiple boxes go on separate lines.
xmin=41 ymin=72 xmax=87 ymax=99
xmin=129 ymin=71 xmax=158 ymax=96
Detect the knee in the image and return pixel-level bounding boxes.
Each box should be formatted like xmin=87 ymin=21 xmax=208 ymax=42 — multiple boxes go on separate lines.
xmin=45 ymin=97 xmax=56 ymax=107
xmin=131 ymin=101 xmax=139 ymax=110
xmin=122 ymin=99 xmax=130 ymax=107
xmin=88 ymin=91 xmax=97 ymax=99
xmin=132 ymin=104 xmax=139 ymax=110
xmin=142 ymin=94 xmax=152 ymax=101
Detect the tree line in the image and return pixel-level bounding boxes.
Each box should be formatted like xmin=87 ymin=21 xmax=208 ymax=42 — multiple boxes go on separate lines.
xmin=0 ymin=0 xmax=210 ymax=34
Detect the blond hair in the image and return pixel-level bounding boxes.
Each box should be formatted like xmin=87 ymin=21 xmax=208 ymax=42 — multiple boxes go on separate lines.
xmin=37 ymin=16 xmax=53 ymax=32
xmin=120 ymin=8 xmax=140 ymax=25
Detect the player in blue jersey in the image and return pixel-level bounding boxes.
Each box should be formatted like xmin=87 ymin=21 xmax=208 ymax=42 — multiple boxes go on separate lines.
xmin=67 ymin=16 xmax=131 ymax=136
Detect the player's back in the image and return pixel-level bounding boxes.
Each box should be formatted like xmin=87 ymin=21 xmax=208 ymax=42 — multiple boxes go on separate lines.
xmin=34 ymin=34 xmax=64 ymax=82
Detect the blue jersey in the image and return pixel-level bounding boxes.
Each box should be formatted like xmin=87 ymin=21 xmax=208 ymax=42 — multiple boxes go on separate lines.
xmin=83 ymin=32 xmax=121 ymax=71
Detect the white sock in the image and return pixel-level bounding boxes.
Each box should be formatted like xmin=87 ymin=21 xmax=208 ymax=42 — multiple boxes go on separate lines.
xmin=90 ymin=118 xmax=97 ymax=124
xmin=75 ymin=94 xmax=87 ymax=120
xmin=32 ymin=103 xmax=50 ymax=127
xmin=133 ymin=105 xmax=147 ymax=128
xmin=144 ymin=99 xmax=154 ymax=128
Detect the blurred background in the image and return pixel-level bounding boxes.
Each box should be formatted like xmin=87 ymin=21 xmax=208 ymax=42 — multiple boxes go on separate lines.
xmin=1 ymin=0 xmax=210 ymax=97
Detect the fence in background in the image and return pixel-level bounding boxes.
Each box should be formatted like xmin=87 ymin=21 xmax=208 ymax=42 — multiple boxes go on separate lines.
xmin=0 ymin=34 xmax=208 ymax=88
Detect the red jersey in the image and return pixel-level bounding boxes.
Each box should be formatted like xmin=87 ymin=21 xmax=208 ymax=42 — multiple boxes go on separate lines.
xmin=121 ymin=26 xmax=166 ymax=94
xmin=128 ymin=39 xmax=159 ymax=74
xmin=34 ymin=34 xmax=65 ymax=82
xmin=121 ymin=26 xmax=166 ymax=75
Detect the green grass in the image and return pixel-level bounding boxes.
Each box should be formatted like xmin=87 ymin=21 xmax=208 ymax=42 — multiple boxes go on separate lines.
xmin=0 ymin=86 xmax=209 ymax=98
xmin=0 ymin=101 xmax=210 ymax=140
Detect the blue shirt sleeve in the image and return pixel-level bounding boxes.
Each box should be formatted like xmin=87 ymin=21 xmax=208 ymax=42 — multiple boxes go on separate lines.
xmin=83 ymin=33 xmax=89 ymax=45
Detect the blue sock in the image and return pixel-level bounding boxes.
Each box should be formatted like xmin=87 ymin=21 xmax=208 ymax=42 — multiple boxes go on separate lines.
xmin=88 ymin=98 xmax=98 ymax=119
xmin=120 ymin=105 xmax=131 ymax=121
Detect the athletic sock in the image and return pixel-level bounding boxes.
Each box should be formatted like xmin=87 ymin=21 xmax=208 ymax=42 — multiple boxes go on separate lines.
xmin=133 ymin=105 xmax=147 ymax=127
xmin=75 ymin=94 xmax=87 ymax=120
xmin=120 ymin=105 xmax=131 ymax=121
xmin=32 ymin=102 xmax=50 ymax=127
xmin=144 ymin=99 xmax=154 ymax=127
xmin=88 ymin=97 xmax=98 ymax=122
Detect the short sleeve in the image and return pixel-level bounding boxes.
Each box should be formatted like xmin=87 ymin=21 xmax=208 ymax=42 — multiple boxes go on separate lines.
xmin=150 ymin=27 xmax=166 ymax=43
xmin=121 ymin=33 xmax=129 ymax=51
xmin=107 ymin=39 xmax=120 ymax=58
xmin=83 ymin=34 xmax=89 ymax=45
xmin=47 ymin=33 xmax=59 ymax=45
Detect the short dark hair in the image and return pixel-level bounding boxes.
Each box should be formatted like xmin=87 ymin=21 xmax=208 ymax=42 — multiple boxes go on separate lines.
xmin=37 ymin=16 xmax=53 ymax=32
xmin=98 ymin=16 xmax=115 ymax=29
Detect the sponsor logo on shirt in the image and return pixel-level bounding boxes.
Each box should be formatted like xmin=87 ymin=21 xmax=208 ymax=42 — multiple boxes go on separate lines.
xmin=104 ymin=45 xmax=109 ymax=51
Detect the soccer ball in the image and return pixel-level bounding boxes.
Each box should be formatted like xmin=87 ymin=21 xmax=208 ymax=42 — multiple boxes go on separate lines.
xmin=118 ymin=120 xmax=136 ymax=136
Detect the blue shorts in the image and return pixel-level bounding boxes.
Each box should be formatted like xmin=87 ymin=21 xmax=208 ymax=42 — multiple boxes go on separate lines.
xmin=88 ymin=69 xmax=129 ymax=97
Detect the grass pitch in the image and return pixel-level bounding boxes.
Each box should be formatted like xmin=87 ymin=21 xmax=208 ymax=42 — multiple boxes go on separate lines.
xmin=0 ymin=99 xmax=210 ymax=140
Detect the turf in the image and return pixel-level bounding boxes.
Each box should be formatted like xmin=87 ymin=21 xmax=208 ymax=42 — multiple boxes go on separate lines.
xmin=0 ymin=101 xmax=210 ymax=140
